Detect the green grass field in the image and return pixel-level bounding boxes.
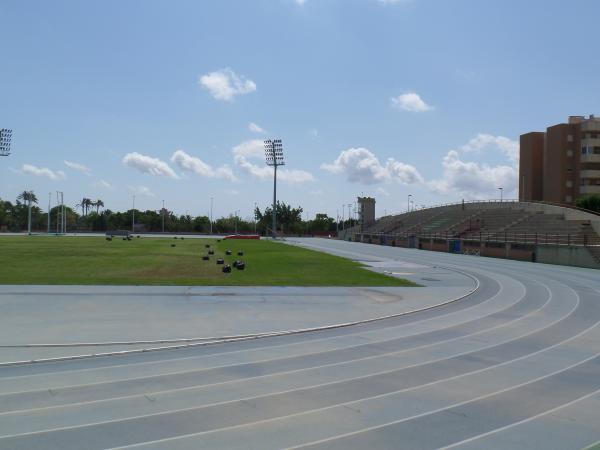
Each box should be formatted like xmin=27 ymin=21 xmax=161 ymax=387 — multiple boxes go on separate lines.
xmin=0 ymin=236 xmax=417 ymax=286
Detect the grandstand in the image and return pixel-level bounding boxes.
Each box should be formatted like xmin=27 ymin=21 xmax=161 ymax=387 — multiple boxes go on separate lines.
xmin=344 ymin=201 xmax=600 ymax=269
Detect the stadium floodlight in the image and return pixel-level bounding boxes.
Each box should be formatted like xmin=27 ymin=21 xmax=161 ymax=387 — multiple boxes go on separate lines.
xmin=264 ymin=139 xmax=285 ymax=239
xmin=0 ymin=129 xmax=12 ymax=157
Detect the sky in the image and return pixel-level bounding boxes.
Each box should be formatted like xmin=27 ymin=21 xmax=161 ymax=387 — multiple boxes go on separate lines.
xmin=1 ymin=0 xmax=600 ymax=221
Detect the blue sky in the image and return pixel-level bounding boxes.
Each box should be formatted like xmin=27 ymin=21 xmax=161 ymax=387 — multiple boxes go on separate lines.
xmin=1 ymin=0 xmax=599 ymax=220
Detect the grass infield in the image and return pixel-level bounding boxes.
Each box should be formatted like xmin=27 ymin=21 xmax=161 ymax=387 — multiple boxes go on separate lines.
xmin=0 ymin=236 xmax=417 ymax=286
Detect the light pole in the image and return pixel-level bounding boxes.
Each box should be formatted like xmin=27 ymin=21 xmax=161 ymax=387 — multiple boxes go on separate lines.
xmin=132 ymin=195 xmax=135 ymax=233
xmin=27 ymin=197 xmax=32 ymax=235
xmin=254 ymin=202 xmax=257 ymax=233
xmin=161 ymin=200 xmax=165 ymax=233
xmin=264 ymin=139 xmax=284 ymax=239
xmin=56 ymin=191 xmax=64 ymax=234
xmin=407 ymin=194 xmax=412 ymax=213
xmin=47 ymin=192 xmax=51 ymax=233
xmin=234 ymin=210 xmax=239 ymax=234
xmin=498 ymin=187 xmax=503 ymax=203
xmin=210 ymin=197 xmax=213 ymax=234
xmin=348 ymin=204 xmax=352 ymax=227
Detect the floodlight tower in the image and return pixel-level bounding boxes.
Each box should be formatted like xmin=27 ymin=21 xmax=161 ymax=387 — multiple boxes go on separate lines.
xmin=264 ymin=139 xmax=284 ymax=239
xmin=0 ymin=129 xmax=12 ymax=156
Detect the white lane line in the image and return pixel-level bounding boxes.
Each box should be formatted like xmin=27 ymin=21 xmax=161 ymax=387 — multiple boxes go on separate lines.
xmin=0 ymin=264 xmax=481 ymax=368
xmin=0 ymin=268 xmax=508 ymax=385
xmin=439 ymin=390 xmax=600 ymax=449
xmin=582 ymin=439 xmax=600 ymax=450
xmin=0 ymin=280 xmax=581 ymax=439
xmin=0 ymin=274 xmax=544 ymax=419
xmin=112 ymin=317 xmax=600 ymax=450
xmin=0 ymin=262 xmax=477 ymax=350
xmin=0 ymin=271 xmax=533 ymax=403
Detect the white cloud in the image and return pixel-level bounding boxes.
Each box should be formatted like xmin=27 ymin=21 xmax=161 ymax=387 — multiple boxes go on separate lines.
xmin=232 ymin=139 xmax=265 ymax=159
xmin=129 ymin=185 xmax=155 ymax=197
xmin=21 ymin=164 xmax=66 ymax=181
xmin=64 ymin=160 xmax=91 ymax=175
xmin=460 ymin=133 xmax=519 ymax=162
xmin=170 ymin=150 xmax=236 ymax=181
xmin=248 ymin=122 xmax=266 ymax=134
xmin=321 ymin=147 xmax=423 ymax=185
xmin=122 ymin=152 xmax=179 ymax=179
xmin=93 ymin=179 xmax=114 ymax=190
xmin=377 ymin=187 xmax=390 ymax=197
xmin=199 ymin=68 xmax=257 ymax=101
xmin=232 ymin=140 xmax=315 ymax=184
xmin=390 ymin=92 xmax=433 ymax=112
xmin=294 ymin=0 xmax=307 ymax=4
xmin=379 ymin=0 xmax=411 ymax=4
xmin=309 ymin=128 xmax=319 ymax=138
xmin=428 ymin=134 xmax=519 ymax=199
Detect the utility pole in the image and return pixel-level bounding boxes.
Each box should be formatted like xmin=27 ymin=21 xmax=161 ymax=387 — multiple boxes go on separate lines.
xmin=408 ymin=194 xmax=412 ymax=213
xmin=254 ymin=202 xmax=257 ymax=233
xmin=56 ymin=191 xmax=64 ymax=234
xmin=27 ymin=198 xmax=32 ymax=235
xmin=210 ymin=197 xmax=213 ymax=234
xmin=132 ymin=195 xmax=135 ymax=233
xmin=47 ymin=192 xmax=51 ymax=233
xmin=162 ymin=200 xmax=165 ymax=233
xmin=264 ymin=139 xmax=284 ymax=239
xmin=348 ymin=204 xmax=352 ymax=227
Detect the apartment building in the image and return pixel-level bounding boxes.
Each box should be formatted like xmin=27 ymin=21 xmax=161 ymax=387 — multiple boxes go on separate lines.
xmin=520 ymin=115 xmax=600 ymax=205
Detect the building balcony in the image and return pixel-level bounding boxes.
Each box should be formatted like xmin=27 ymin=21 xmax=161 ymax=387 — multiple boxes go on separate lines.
xmin=580 ymin=120 xmax=600 ymax=132
xmin=581 ymin=154 xmax=600 ymax=163
xmin=580 ymin=170 xmax=600 ymax=179
xmin=580 ymin=185 xmax=600 ymax=194
xmin=581 ymin=138 xmax=600 ymax=146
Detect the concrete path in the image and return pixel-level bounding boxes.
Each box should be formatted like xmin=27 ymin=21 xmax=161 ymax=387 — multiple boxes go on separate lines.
xmin=0 ymin=238 xmax=598 ymax=449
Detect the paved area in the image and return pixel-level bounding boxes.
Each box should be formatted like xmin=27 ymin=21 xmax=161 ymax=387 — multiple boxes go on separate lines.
xmin=0 ymin=238 xmax=599 ymax=449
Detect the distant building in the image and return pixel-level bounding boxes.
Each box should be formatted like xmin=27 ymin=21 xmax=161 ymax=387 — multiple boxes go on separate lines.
xmin=358 ymin=197 xmax=376 ymax=227
xmin=520 ymin=115 xmax=600 ymax=204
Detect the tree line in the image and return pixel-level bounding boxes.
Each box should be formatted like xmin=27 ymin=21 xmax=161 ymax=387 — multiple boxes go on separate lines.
xmin=0 ymin=191 xmax=355 ymax=235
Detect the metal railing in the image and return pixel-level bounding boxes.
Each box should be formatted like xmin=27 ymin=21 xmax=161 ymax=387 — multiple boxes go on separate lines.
xmin=377 ymin=199 xmax=600 ymax=220
xmin=358 ymin=230 xmax=600 ymax=247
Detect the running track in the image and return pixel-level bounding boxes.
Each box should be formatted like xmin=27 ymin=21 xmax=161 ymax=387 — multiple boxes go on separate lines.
xmin=0 ymin=238 xmax=599 ymax=449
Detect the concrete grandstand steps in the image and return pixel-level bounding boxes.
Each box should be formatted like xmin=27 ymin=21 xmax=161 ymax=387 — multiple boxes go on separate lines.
xmin=447 ymin=210 xmax=484 ymax=236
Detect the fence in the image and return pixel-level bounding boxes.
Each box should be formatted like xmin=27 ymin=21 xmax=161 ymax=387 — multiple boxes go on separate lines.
xmin=357 ymin=231 xmax=600 ymax=248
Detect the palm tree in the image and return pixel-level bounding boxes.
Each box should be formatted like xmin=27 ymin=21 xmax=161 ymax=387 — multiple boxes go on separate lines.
xmin=17 ymin=190 xmax=37 ymax=234
xmin=76 ymin=198 xmax=88 ymax=216
xmin=17 ymin=190 xmax=38 ymax=206
xmin=76 ymin=197 xmax=94 ymax=215
xmin=94 ymin=199 xmax=104 ymax=214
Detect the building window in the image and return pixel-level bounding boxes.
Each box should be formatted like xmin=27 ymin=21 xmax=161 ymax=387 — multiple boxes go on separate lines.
xmin=582 ymin=146 xmax=588 ymax=154
xmin=594 ymin=146 xmax=600 ymax=154
xmin=567 ymin=149 xmax=573 ymax=157
xmin=567 ymin=134 xmax=574 ymax=142
xmin=592 ymin=133 xmax=598 ymax=139
xmin=565 ymin=195 xmax=572 ymax=203
xmin=566 ymin=180 xmax=573 ymax=188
